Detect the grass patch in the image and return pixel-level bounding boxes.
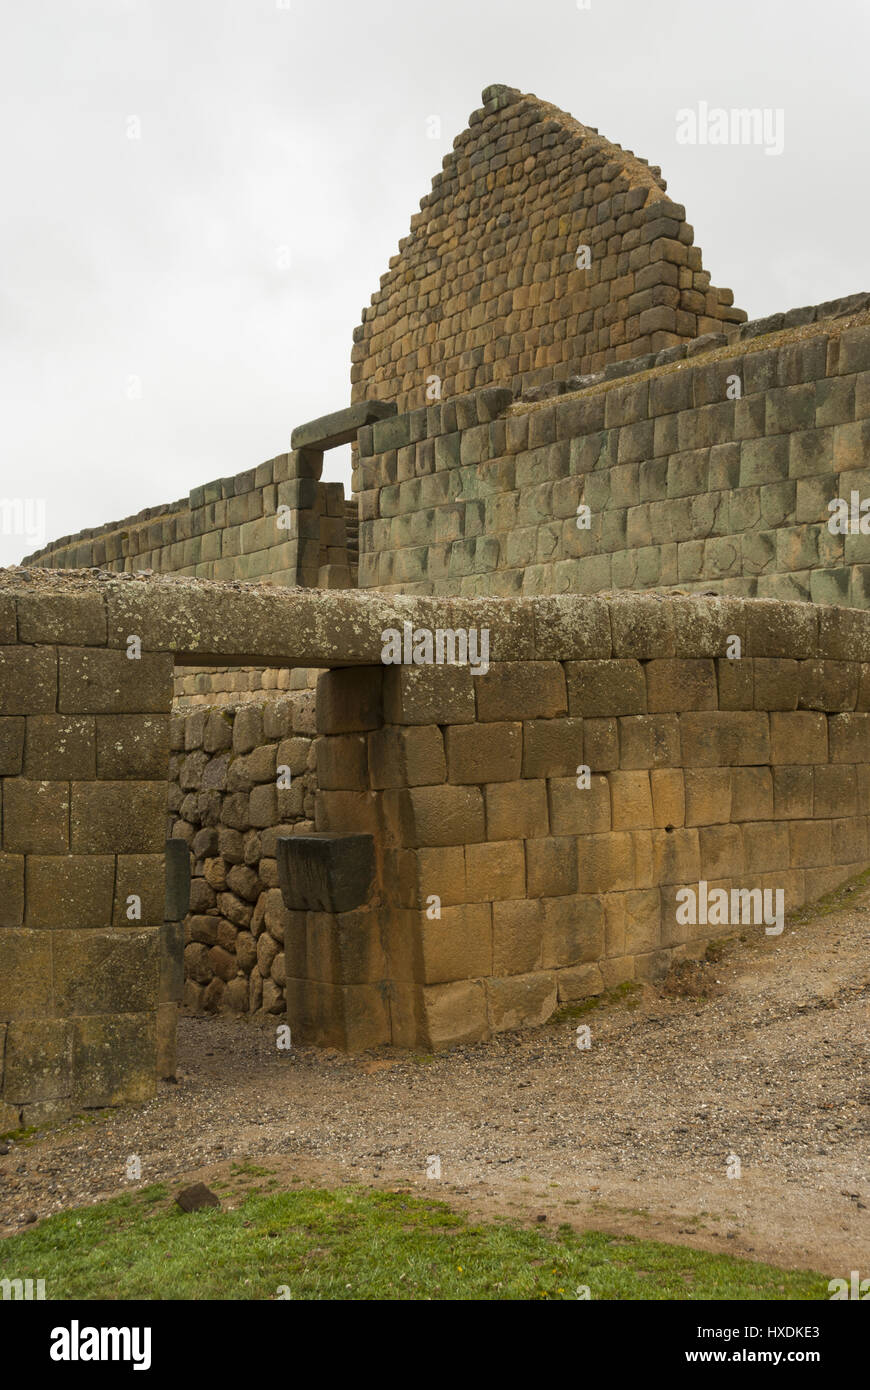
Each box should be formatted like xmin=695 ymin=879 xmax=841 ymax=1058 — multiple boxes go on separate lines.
xmin=0 ymin=1184 xmax=829 ymax=1301
xmin=550 ymin=980 xmax=642 ymax=1025
xmin=787 ymin=864 xmax=870 ymax=925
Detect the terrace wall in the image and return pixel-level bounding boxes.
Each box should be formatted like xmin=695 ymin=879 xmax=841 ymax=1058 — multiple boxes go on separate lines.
xmin=355 ymin=310 xmax=870 ymax=607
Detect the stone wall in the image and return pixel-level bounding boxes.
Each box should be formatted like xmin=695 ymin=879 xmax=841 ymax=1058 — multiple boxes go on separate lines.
xmin=307 ymin=594 xmax=870 ymax=1047
xmin=167 ymin=691 xmax=318 ymax=1016
xmin=4 ymin=574 xmax=870 ymax=1097
xmin=355 ymin=305 xmax=870 ymax=605
xmin=22 ymin=465 xmax=356 ymax=591
xmin=173 ymin=665 xmax=319 ymax=709
xmin=0 ymin=574 xmax=180 ymax=1128
xmin=351 ymin=84 xmax=745 ymax=414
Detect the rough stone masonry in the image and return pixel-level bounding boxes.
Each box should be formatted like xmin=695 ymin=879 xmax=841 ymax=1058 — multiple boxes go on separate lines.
xmin=3 ymin=84 xmax=870 ymax=1122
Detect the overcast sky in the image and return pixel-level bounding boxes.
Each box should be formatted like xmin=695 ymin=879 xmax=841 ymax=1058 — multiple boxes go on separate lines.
xmin=1 ymin=0 xmax=867 ymax=565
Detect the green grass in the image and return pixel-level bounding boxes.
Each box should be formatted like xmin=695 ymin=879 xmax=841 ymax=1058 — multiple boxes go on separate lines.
xmin=787 ymin=863 xmax=870 ymax=924
xmin=0 ymin=1184 xmax=829 ymax=1301
xmin=550 ymin=980 xmax=642 ymax=1025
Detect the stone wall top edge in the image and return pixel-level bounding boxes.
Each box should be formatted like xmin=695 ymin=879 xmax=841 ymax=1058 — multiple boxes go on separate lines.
xmin=20 ymin=451 xmax=296 ymax=566
xmin=357 ymin=295 xmax=870 ymax=447
xmin=2 ymin=568 xmax=869 ymax=663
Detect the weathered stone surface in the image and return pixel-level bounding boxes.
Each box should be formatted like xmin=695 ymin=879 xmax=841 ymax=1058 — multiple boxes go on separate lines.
xmin=290 ymin=400 xmax=397 ymax=452
xmin=277 ymin=833 xmax=374 ymax=913
xmin=165 ymin=838 xmax=191 ymax=921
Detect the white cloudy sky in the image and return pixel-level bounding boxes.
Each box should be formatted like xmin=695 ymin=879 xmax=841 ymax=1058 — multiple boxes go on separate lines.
xmin=1 ymin=0 xmax=867 ymax=564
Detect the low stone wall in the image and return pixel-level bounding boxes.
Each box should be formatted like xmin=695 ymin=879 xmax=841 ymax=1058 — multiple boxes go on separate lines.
xmin=4 ymin=574 xmax=870 ymax=1113
xmin=308 ymin=594 xmax=870 ymax=1047
xmin=0 ymin=573 xmax=180 ymax=1129
xmin=167 ymin=690 xmax=319 ymax=1016
xmin=173 ymin=665 xmax=319 ymax=708
xmin=22 ymin=468 xmax=356 ymax=591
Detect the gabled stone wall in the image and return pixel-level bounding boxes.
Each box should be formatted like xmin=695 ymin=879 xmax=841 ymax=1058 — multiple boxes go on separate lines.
xmin=351 ymin=84 xmax=746 ymax=412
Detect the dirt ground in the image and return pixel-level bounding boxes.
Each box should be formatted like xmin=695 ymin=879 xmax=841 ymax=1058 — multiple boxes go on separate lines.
xmin=1 ymin=886 xmax=868 ymax=1278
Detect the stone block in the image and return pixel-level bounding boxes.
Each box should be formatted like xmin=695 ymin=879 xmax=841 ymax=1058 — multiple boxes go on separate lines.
xmin=610 ymin=595 xmax=677 ymax=658
xmin=525 ymin=836 xmax=578 ymax=898
xmin=814 ymin=765 xmax=858 ymax=818
xmin=0 ymin=852 xmax=25 ymax=927
xmin=164 ymin=840 xmax=191 ymax=921
xmin=71 ymin=781 xmax=165 ymax=853
xmin=465 ymin=839 xmax=526 ymax=901
xmin=698 ymin=823 xmax=744 ymax=878
xmin=556 ymin=963 xmax=605 ymax=1002
xmin=610 ymin=770 xmax=653 ymax=828
xmin=420 ymin=902 xmax=492 ymax=984
xmin=752 ymin=659 xmax=799 ymax=711
xmin=402 ymin=845 xmax=467 ymax=908
xmin=521 ymin=717 xmax=584 ymax=778
xmin=0 ymin=716 xmax=25 ymax=775
xmin=58 ymin=648 xmax=172 ymax=714
xmin=566 ymin=659 xmax=646 ymax=716
xmin=25 ymin=854 xmax=115 ymax=929
xmin=769 ymin=711 xmax=828 ymax=763
xmin=71 ymin=1013 xmax=156 ymax=1106
xmin=650 ymin=828 xmax=701 ymax=885
xmin=421 ymin=979 xmax=488 ymax=1048
xmin=277 ymin=833 xmax=375 ymax=912
xmin=486 ymin=779 xmax=549 ymax=839
xmin=54 ymin=928 xmax=160 ymax=1013
xmin=542 ymin=895 xmax=604 ymax=968
xmin=306 ymin=908 xmax=387 ymax=986
xmin=23 ymin=715 xmax=95 ymax=779
xmin=0 ymin=930 xmax=52 ymax=1017
xmin=576 ymin=830 xmax=635 ymax=893
xmin=549 ymin=774 xmax=610 ymax=834
xmin=384 ymin=784 xmax=485 ymax=847
xmin=828 ymin=712 xmax=870 ymax=764
xmin=475 ymin=661 xmax=566 ymax=721
xmin=645 ymin=659 xmax=717 ymax=712
xmin=772 ymin=766 xmax=814 ymax=819
xmin=618 ymin=715 xmax=680 ymax=769
xmin=798 ymin=661 xmax=859 ymax=713
xmin=743 ymin=821 xmax=790 ymax=872
xmin=684 ymin=768 xmax=732 ymax=825
xmin=446 ymin=722 xmax=521 ymax=783
xmin=485 ymin=971 xmax=556 ymax=1033
xmin=621 ymin=889 xmax=662 ymax=954
xmin=2 ymin=1021 xmax=73 ymax=1103
xmin=316 ymin=667 xmax=383 ymax=733
xmin=0 ymin=646 xmax=57 ymax=715
xmin=583 ymin=717 xmax=619 ymax=769
xmin=789 ymin=820 xmax=832 ymax=868
xmin=382 ymin=664 xmax=475 ymax=725
xmin=730 ymin=766 xmax=773 ymax=821
xmin=316 ymin=734 xmax=369 ymax=790
xmin=17 ymin=592 xmax=107 ymax=646
xmin=2 ymin=779 xmax=69 ymax=853
xmin=680 ymin=711 xmax=770 ymax=766
xmin=650 ymin=768 xmax=686 ymax=827
xmin=95 ymin=714 xmax=169 ymax=779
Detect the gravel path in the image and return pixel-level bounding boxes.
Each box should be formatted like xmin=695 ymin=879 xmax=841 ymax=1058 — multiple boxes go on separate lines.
xmin=2 ymin=892 xmax=868 ymax=1277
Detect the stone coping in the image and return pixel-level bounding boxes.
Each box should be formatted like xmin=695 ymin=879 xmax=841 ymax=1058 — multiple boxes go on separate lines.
xmin=2 ymin=567 xmax=869 ymax=666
